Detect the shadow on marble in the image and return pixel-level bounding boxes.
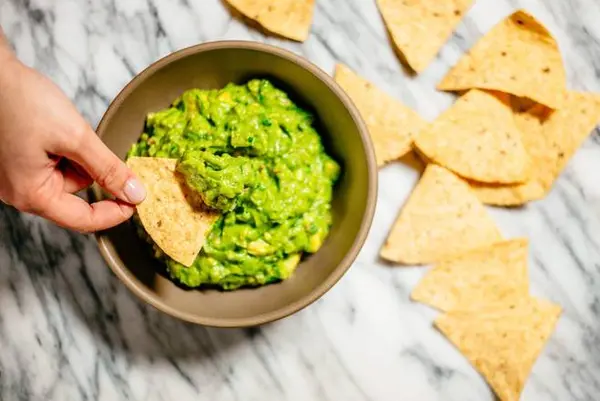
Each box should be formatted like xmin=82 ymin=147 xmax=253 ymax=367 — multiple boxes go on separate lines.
xmin=0 ymin=204 xmax=251 ymax=362
xmin=398 ymin=150 xmax=426 ymax=174
xmin=380 ymin=25 xmax=417 ymax=77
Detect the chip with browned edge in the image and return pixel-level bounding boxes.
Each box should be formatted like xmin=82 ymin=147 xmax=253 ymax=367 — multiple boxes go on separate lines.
xmin=380 ymin=164 xmax=502 ymax=264
xmin=225 ymin=0 xmax=315 ymax=42
xmin=334 ymin=64 xmax=427 ymax=167
xmin=438 ymin=10 xmax=566 ymax=109
xmin=127 ymin=157 xmax=220 ymax=267
xmin=414 ymin=89 xmax=530 ymax=184
xmin=471 ymin=91 xmax=600 ymax=205
xmin=411 ymin=238 xmax=529 ymax=312
xmin=377 ymin=0 xmax=474 ymax=73
xmin=436 ymin=297 xmax=562 ymax=401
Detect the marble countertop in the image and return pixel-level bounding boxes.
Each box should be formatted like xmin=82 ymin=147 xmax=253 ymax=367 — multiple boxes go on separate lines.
xmin=1 ymin=0 xmax=600 ymax=400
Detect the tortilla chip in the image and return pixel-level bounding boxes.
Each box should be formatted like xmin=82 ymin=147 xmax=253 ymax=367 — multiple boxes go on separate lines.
xmin=471 ymin=91 xmax=600 ymax=205
xmin=334 ymin=64 xmax=427 ymax=167
xmin=225 ymin=0 xmax=314 ymax=42
xmin=438 ymin=10 xmax=566 ymax=109
xmin=127 ymin=157 xmax=219 ymax=267
xmin=377 ymin=0 xmax=474 ymax=73
xmin=411 ymin=239 xmax=529 ymax=312
xmin=414 ymin=89 xmax=530 ymax=184
xmin=380 ymin=164 xmax=502 ymax=264
xmin=436 ymin=297 xmax=562 ymax=401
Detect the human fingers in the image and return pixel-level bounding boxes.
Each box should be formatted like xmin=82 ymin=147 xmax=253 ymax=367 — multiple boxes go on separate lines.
xmin=39 ymin=191 xmax=135 ymax=233
xmin=60 ymin=160 xmax=94 ymax=193
xmin=56 ymin=125 xmax=146 ymax=204
xmin=62 ymin=166 xmax=94 ymax=194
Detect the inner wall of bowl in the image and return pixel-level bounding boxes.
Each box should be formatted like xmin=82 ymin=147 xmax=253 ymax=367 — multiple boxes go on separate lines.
xmin=99 ymin=47 xmax=371 ymax=321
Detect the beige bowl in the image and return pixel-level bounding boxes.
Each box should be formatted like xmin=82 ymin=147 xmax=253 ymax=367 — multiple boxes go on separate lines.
xmin=92 ymin=41 xmax=377 ymax=327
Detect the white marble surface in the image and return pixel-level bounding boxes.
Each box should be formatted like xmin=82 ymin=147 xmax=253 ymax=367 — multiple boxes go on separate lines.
xmin=1 ymin=0 xmax=600 ymax=400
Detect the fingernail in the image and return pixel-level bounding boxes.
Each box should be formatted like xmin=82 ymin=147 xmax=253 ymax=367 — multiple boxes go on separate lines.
xmin=118 ymin=202 xmax=136 ymax=218
xmin=123 ymin=177 xmax=146 ymax=204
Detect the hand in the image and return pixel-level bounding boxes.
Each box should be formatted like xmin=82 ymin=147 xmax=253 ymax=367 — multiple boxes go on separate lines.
xmin=0 ymin=47 xmax=146 ymax=233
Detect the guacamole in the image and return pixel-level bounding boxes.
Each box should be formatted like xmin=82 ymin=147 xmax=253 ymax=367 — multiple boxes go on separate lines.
xmin=127 ymin=79 xmax=340 ymax=290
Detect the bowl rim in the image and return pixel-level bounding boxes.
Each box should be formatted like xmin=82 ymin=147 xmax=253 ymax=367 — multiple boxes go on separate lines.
xmin=94 ymin=40 xmax=378 ymax=328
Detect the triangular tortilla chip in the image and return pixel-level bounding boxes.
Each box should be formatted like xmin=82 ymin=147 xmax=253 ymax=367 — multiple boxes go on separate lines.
xmin=438 ymin=10 xmax=566 ymax=109
xmin=471 ymin=91 xmax=600 ymax=205
xmin=127 ymin=157 xmax=219 ymax=267
xmin=436 ymin=297 xmax=562 ymax=401
xmin=414 ymin=89 xmax=530 ymax=184
xmin=377 ymin=0 xmax=474 ymax=72
xmin=225 ymin=0 xmax=315 ymax=42
xmin=412 ymin=239 xmax=529 ymax=312
xmin=380 ymin=164 xmax=502 ymax=264
xmin=334 ymin=64 xmax=427 ymax=167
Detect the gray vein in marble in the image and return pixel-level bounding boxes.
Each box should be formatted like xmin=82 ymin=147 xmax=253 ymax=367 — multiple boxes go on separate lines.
xmin=1 ymin=0 xmax=600 ymax=400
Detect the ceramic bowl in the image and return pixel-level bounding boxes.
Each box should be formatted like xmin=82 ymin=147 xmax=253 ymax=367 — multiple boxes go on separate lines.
xmin=92 ymin=41 xmax=377 ymax=327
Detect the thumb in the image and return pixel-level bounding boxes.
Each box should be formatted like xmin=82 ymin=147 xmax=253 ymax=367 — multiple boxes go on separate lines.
xmin=58 ymin=126 xmax=146 ymax=204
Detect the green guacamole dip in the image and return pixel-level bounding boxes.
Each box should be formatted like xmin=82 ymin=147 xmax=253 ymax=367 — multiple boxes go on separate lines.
xmin=127 ymin=79 xmax=340 ymax=290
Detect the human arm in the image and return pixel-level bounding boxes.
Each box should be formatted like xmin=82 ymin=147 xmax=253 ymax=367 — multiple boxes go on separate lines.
xmin=0 ymin=29 xmax=146 ymax=232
